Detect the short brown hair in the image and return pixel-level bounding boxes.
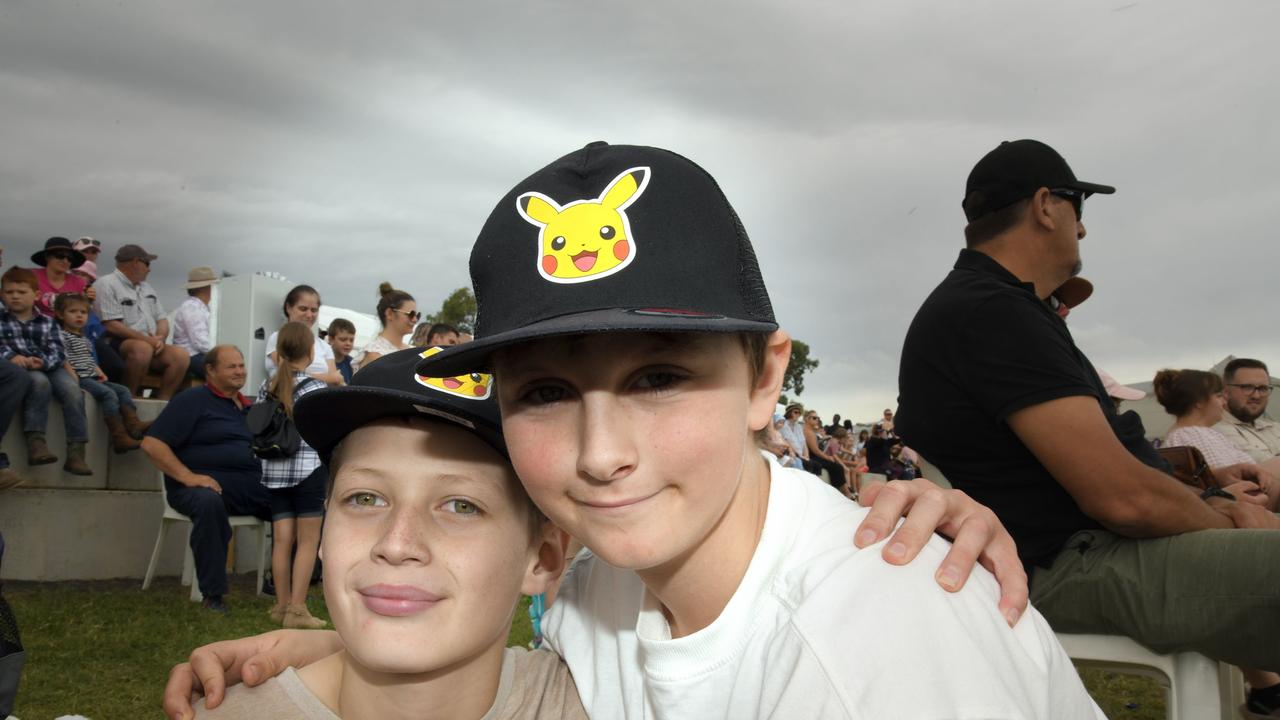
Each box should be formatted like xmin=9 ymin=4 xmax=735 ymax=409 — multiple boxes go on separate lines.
xmin=1224 ymin=358 xmax=1268 ymax=382
xmin=53 ymin=293 xmax=91 ymax=314
xmin=1 ymin=266 xmax=38 ymax=293
xmin=327 ymin=318 xmax=356 ymax=337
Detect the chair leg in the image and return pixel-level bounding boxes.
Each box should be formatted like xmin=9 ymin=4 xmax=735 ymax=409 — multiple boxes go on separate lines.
xmin=142 ymin=518 xmax=170 ymax=591
xmin=256 ymin=523 xmax=268 ymax=595
xmin=187 ymin=544 xmax=202 ymax=602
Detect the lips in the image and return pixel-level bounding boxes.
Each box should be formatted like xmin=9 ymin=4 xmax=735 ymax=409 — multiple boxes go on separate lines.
xmin=358 ymin=584 xmax=443 ymax=617
xmin=578 ymin=488 xmax=663 ymax=513
xmin=572 ymin=250 xmax=597 ymax=272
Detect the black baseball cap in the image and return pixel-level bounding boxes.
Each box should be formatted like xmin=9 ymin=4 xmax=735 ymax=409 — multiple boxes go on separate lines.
xmin=295 ymin=346 xmax=504 ymax=464
xmin=417 ymin=141 xmax=778 ymax=377
xmin=962 ymin=139 xmax=1115 ymax=222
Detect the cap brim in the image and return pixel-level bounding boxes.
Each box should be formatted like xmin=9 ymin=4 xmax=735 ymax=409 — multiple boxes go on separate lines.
xmin=1054 ymin=276 xmax=1094 ymax=308
xmin=417 ymin=307 xmax=778 ymax=377
xmin=183 ymin=280 xmax=218 ymax=289
xmin=295 ymin=384 xmax=506 ymax=464
xmin=1069 ymin=180 xmax=1116 ymax=197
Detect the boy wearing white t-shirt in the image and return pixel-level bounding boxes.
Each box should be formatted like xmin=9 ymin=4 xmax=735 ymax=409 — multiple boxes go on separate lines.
xmin=166 ymin=144 xmax=1100 ymax=719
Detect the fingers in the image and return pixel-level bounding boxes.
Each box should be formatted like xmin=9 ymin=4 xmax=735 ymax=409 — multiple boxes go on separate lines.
xmin=854 ymin=480 xmax=915 ymax=548
xmin=189 ymin=646 xmax=239 ymax=710
xmin=241 ymin=650 xmax=287 ymax=688
xmin=162 ymin=662 xmax=199 ymax=720
xmin=879 ymin=483 xmax=948 ymax=565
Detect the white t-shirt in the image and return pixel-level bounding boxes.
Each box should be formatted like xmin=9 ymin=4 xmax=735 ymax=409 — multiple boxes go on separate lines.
xmin=264 ymin=331 xmax=334 ymax=378
xmin=544 ymin=456 xmax=1105 ymax=720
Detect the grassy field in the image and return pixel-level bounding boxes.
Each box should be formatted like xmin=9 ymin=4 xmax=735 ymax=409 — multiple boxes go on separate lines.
xmin=3 ymin=576 xmax=1165 ymax=719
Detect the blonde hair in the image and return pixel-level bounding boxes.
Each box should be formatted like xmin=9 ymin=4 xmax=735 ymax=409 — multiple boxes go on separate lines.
xmin=269 ymin=322 xmax=314 ymax=417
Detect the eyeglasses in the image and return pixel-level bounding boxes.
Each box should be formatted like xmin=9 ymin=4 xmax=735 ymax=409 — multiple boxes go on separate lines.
xmin=392 ymin=308 xmax=422 ymax=321
xmin=1227 ymin=383 xmax=1274 ymax=396
xmin=47 ymin=252 xmax=73 ymax=261
xmin=1050 ymin=188 xmax=1085 ymax=220
xmin=135 ymin=259 xmax=151 ymax=267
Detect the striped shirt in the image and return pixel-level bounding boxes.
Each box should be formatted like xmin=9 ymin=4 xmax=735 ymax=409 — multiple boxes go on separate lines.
xmin=257 ymin=373 xmax=324 ymax=489
xmin=59 ymin=329 xmax=99 ymax=378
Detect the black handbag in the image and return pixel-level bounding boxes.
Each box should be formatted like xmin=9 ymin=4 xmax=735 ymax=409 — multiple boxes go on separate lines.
xmin=246 ymin=378 xmax=320 ymax=459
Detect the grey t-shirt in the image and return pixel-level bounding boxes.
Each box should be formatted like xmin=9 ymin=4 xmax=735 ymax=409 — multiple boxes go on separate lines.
xmin=195 ymin=647 xmax=586 ymax=720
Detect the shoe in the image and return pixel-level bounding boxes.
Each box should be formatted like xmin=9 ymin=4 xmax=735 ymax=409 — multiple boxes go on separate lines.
xmin=120 ymin=405 xmax=151 ymax=440
xmin=283 ymin=604 xmax=328 ymax=629
xmin=0 ymin=468 xmax=25 ymax=491
xmin=62 ymin=441 xmax=93 ymax=476
xmin=104 ymin=415 xmax=142 ymax=454
xmin=25 ymin=433 xmax=57 ymax=465
xmin=201 ymin=596 xmax=229 ymax=614
xmin=1244 ymin=687 xmax=1280 ymax=718
xmin=268 ymin=604 xmax=288 ymax=623
xmin=261 ymin=570 xmax=276 ymax=597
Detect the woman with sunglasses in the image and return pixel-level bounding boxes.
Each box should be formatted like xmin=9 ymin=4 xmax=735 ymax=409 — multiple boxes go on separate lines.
xmin=358 ymin=281 xmax=416 ymax=367
xmin=30 ymin=237 xmax=94 ymax=318
xmin=265 ymin=285 xmax=345 ymax=386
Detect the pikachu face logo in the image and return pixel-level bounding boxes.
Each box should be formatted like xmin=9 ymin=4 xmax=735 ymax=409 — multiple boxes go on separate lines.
xmin=414 ymin=347 xmax=492 ymax=400
xmin=517 ymin=167 xmax=650 ymax=284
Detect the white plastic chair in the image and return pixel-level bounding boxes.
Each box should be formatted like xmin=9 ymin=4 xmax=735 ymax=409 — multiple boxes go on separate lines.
xmin=141 ymin=472 xmax=268 ymax=601
xmin=1057 ymin=633 xmax=1244 ymax=720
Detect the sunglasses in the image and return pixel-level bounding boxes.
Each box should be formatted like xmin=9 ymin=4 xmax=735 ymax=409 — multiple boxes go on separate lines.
xmin=47 ymin=251 xmax=73 ymax=261
xmin=79 ymin=238 xmax=102 ymax=248
xmin=392 ymin=308 xmax=422 ymax=321
xmin=1050 ymin=188 xmax=1085 ymax=220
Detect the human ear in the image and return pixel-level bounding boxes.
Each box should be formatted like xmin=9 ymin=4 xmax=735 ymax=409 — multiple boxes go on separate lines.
xmin=1031 ymin=187 xmax=1059 ymax=232
xmin=521 ymin=520 xmax=572 ymax=597
xmin=747 ymin=330 xmax=791 ymax=433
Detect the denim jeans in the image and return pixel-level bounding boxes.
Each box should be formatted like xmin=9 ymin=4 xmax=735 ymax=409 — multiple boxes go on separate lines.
xmin=77 ymin=377 xmax=134 ymax=417
xmin=0 ymin=363 xmax=33 ymax=470
xmin=22 ymin=369 xmax=87 ymax=442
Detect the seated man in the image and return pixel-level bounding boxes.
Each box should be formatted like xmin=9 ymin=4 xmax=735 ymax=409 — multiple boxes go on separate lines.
xmin=1215 ymin=358 xmax=1280 ymax=464
xmin=93 ymin=244 xmax=189 ymax=399
xmin=141 ymin=346 xmax=270 ymax=613
xmin=896 ymin=139 xmax=1280 ymax=716
xmin=172 ymin=266 xmax=219 ymax=380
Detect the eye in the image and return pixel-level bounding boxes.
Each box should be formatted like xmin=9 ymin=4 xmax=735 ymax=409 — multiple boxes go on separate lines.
xmin=634 ymin=371 xmax=683 ymax=391
xmin=444 ymin=499 xmax=480 ymax=516
xmin=470 ymin=373 xmax=483 ymax=383
xmin=599 ymin=225 xmax=615 ymax=239
xmin=346 ymin=491 xmax=387 ymax=508
xmin=551 ymin=236 xmax=566 ymax=251
xmin=519 ymin=384 xmax=568 ymax=406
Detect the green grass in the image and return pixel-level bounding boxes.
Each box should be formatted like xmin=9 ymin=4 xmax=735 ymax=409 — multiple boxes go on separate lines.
xmin=3 ymin=577 xmax=1163 ymax=719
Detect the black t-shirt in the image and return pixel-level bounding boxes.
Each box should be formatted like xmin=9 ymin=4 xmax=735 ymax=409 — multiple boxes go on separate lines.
xmin=896 ymin=249 xmax=1167 ymax=571
xmin=146 ymin=385 xmax=262 ymax=492
xmin=864 ymin=436 xmax=894 ymax=472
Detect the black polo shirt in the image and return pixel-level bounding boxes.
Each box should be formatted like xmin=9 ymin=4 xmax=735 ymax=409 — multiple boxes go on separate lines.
xmin=896 ymin=249 xmax=1166 ymax=572
xmin=147 ymin=384 xmax=262 ymax=493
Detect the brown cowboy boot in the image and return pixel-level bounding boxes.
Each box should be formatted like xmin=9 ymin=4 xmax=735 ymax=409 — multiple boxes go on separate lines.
xmin=25 ymin=432 xmax=57 ymax=465
xmin=63 ymin=442 xmax=93 ymax=476
xmin=120 ymin=405 xmax=152 ymax=440
xmin=104 ymin=415 xmax=142 ymax=454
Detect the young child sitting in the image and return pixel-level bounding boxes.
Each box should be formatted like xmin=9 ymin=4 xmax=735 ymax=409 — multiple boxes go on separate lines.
xmin=1 ymin=267 xmax=92 ymax=475
xmin=324 ymin=318 xmax=356 ymax=385
xmin=198 ymin=348 xmax=585 ymax=719
xmin=258 ymin=322 xmax=329 ymax=630
xmin=53 ymin=293 xmax=149 ymax=453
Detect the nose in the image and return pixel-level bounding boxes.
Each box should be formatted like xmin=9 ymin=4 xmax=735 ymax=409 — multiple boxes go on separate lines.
xmin=1077 ymin=221 xmax=1087 ymax=241
xmin=372 ymin=504 xmax=433 ymax=566
xmin=575 ymin=392 xmax=638 ymax=484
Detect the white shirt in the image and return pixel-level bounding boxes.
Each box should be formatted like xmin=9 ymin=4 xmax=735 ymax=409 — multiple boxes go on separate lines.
xmin=544 ymin=456 xmax=1104 ymax=720
xmin=778 ymin=419 xmax=809 ymax=460
xmin=264 ymin=330 xmax=335 ymax=379
xmin=172 ymin=296 xmax=213 ymax=355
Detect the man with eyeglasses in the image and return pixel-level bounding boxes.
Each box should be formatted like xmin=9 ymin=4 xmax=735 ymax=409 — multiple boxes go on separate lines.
xmin=1215 ymin=358 xmax=1280 ymax=465
xmin=895 ymin=139 xmax=1280 ymax=715
xmin=94 ymin=244 xmax=190 ymax=400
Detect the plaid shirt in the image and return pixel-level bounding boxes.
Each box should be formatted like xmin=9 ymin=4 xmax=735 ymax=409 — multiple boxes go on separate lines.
xmin=0 ymin=307 xmax=65 ymax=368
xmin=257 ymin=373 xmax=324 ymax=489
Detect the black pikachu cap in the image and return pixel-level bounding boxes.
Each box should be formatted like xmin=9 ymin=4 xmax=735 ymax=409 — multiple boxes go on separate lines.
xmin=295 ymin=346 xmax=503 ymax=464
xmin=417 ymin=141 xmax=778 ymax=377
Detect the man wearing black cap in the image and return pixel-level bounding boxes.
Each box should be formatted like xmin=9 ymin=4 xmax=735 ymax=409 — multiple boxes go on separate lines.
xmin=896 ymin=139 xmax=1280 ymax=711
xmin=94 ymin=243 xmax=190 ymax=399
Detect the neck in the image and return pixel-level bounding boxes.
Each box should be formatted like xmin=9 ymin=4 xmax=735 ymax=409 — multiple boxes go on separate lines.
xmin=46 ymin=268 xmax=67 ymax=283
xmin=636 ymin=443 xmax=771 ymax=638
xmin=64 ymin=326 xmax=84 ymax=336
xmin=381 ymin=328 xmax=403 ymax=345
xmin=974 ymin=240 xmax=1064 ymax=300
xmin=1173 ymin=407 xmax=1218 ymax=430
xmin=310 ymin=643 xmax=505 ymax=720
xmin=8 ymin=307 xmax=34 ymax=322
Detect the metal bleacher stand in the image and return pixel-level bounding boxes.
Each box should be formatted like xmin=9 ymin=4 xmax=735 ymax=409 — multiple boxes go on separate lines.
xmin=916 ymin=456 xmax=1245 ymax=719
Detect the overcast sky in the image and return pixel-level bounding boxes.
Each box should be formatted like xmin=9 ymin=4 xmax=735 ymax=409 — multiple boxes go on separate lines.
xmin=2 ymin=0 xmax=1276 ymax=422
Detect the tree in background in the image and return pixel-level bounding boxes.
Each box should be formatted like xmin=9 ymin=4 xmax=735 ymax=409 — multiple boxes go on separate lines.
xmin=783 ymin=338 xmax=819 ymax=397
xmin=425 ymin=287 xmax=477 ymax=334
